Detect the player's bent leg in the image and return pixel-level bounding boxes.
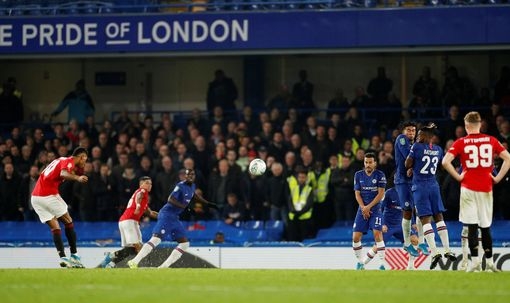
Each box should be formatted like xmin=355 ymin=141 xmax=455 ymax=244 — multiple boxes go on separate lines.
xmin=158 ymin=241 xmax=190 ymax=268
xmin=129 ymin=236 xmax=161 ymax=268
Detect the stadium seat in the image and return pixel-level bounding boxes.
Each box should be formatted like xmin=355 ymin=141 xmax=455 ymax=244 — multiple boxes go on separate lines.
xmin=243 ymin=220 xmax=264 ymax=230
xmin=264 ymin=220 xmax=284 ymax=241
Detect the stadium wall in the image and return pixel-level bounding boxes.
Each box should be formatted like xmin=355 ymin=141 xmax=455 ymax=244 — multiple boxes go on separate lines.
xmin=2 ymin=247 xmax=510 ymax=271
xmin=2 ymin=52 xmax=510 ymax=122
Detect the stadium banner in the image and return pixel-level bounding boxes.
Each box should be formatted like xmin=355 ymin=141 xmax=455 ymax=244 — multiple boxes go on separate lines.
xmin=1 ymin=247 xmax=510 ymax=270
xmin=0 ymin=6 xmax=509 ymax=55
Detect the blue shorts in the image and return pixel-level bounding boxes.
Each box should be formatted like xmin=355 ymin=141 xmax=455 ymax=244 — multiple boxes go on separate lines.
xmin=412 ymin=181 xmax=446 ymax=217
xmin=395 ymin=183 xmax=414 ymax=212
xmin=353 ymin=208 xmax=382 ymax=233
xmin=383 ymin=225 xmax=404 ymax=243
xmin=152 ymin=213 xmax=187 ymax=241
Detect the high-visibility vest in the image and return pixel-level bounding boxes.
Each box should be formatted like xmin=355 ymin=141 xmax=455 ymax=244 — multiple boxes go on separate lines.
xmin=315 ymin=168 xmax=331 ymax=203
xmin=288 ymin=184 xmax=313 ymax=220
xmin=287 ymin=175 xmax=298 ymax=191
xmin=307 ymin=170 xmax=317 ymax=190
xmin=351 ymin=137 xmax=369 ymax=154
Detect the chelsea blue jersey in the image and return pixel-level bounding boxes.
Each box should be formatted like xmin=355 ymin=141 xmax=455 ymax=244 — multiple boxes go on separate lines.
xmin=159 ymin=181 xmax=196 ymax=216
xmin=353 ymin=169 xmax=387 ymax=206
xmin=408 ymin=142 xmax=443 ymax=183
xmin=380 ymin=187 xmax=402 ymax=226
xmin=394 ymin=134 xmax=413 ymax=185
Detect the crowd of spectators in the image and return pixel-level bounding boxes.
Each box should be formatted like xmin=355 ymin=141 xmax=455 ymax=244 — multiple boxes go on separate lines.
xmin=1 ymin=65 xmax=510 ymax=242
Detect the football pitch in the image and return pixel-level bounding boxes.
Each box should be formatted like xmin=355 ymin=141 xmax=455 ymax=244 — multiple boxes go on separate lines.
xmin=1 ymin=269 xmax=509 ymax=303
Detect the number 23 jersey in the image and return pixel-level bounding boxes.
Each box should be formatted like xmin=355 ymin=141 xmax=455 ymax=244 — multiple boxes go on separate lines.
xmin=448 ymin=133 xmax=505 ymax=192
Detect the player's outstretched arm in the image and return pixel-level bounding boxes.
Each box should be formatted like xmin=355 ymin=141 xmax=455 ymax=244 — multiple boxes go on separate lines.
xmin=191 ymin=194 xmax=219 ymax=210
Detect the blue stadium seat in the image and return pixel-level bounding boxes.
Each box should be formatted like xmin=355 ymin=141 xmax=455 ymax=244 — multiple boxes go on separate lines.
xmin=82 ymin=1 xmax=99 ymax=14
xmin=243 ymin=220 xmax=264 ymax=230
xmin=265 ymin=0 xmax=283 ymax=10
xmin=59 ymin=2 xmax=80 ymax=14
xmin=207 ymin=0 xmax=226 ymax=11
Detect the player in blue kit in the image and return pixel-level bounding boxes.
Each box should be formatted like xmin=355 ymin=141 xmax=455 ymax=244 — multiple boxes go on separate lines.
xmin=405 ymin=124 xmax=456 ymax=269
xmin=362 ymin=178 xmax=420 ymax=270
xmin=127 ymin=168 xmax=218 ymax=268
xmin=352 ymin=152 xmax=387 ymax=270
xmin=394 ymin=121 xmax=428 ymax=257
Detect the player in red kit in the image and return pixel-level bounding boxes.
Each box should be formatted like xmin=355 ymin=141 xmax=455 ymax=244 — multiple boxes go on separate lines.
xmin=98 ymin=176 xmax=158 ymax=268
xmin=30 ymin=147 xmax=89 ymax=268
xmin=442 ymin=111 xmax=510 ymax=272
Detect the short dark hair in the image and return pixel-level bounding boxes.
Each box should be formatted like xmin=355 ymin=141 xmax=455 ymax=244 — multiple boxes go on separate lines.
xmin=139 ymin=176 xmax=151 ymax=182
xmin=364 ymin=152 xmax=376 ymax=160
xmin=72 ymin=147 xmax=88 ymax=157
xmin=400 ymin=121 xmax=417 ymax=130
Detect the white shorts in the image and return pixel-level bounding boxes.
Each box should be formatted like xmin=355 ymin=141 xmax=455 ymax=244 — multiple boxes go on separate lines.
xmin=31 ymin=195 xmax=68 ymax=223
xmin=119 ymin=220 xmax=142 ymax=247
xmin=459 ymin=187 xmax=493 ymax=228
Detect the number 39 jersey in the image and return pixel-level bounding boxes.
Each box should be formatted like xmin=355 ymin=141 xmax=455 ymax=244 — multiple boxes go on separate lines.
xmin=32 ymin=157 xmax=75 ymax=196
xmin=448 ymin=133 xmax=505 ymax=192
xmin=409 ymin=142 xmax=443 ymax=183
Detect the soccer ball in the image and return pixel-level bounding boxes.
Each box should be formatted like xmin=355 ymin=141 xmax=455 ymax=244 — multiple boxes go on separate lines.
xmin=248 ymin=158 xmax=267 ymax=176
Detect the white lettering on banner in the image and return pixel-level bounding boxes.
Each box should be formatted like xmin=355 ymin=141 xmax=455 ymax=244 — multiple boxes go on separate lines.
xmin=174 ymin=21 xmax=189 ymax=43
xmin=10 ymin=19 xmax=248 ymax=49
xmin=192 ymin=21 xmax=208 ymax=43
xmin=21 ymin=23 xmax=97 ymax=46
xmin=84 ymin=23 xmax=97 ymax=45
xmin=22 ymin=24 xmax=37 ymax=46
xmin=105 ymin=22 xmax=131 ymax=45
xmin=152 ymin=21 xmax=171 ymax=44
xmin=232 ymin=20 xmax=248 ymax=42
xmin=137 ymin=19 xmax=248 ymax=44
xmin=210 ymin=20 xmax=229 ymax=42
xmin=0 ymin=25 xmax=13 ymax=46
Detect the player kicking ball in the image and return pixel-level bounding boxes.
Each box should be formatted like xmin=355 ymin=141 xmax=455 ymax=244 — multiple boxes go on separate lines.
xmin=31 ymin=147 xmax=88 ymax=268
xmin=98 ymin=176 xmax=158 ymax=268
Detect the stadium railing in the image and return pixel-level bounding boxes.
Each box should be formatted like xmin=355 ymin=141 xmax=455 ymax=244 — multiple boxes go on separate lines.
xmin=0 ymin=0 xmax=507 ymax=16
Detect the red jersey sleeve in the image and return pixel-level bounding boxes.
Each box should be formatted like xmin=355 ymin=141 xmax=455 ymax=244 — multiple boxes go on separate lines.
xmin=448 ymin=138 xmax=462 ymax=157
xmin=492 ymin=137 xmax=506 ymax=155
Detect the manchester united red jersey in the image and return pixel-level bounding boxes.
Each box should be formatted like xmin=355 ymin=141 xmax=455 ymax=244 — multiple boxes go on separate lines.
xmin=32 ymin=157 xmax=75 ymax=196
xmin=448 ymin=133 xmax=505 ymax=192
xmin=119 ymin=188 xmax=150 ymax=222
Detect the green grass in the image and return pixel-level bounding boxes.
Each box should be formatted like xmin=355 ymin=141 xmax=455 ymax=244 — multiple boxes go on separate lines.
xmin=1 ymin=269 xmax=509 ymax=303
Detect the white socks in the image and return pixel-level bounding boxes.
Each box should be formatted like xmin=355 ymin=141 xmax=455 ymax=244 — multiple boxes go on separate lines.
xmin=436 ymin=221 xmax=450 ymax=253
xmin=158 ymin=242 xmax=190 ymax=268
xmin=130 ymin=236 xmax=161 ymax=265
xmin=402 ymin=218 xmax=412 ymax=247
xmin=423 ymin=223 xmax=438 ymax=256
xmin=353 ymin=241 xmax=363 ymax=262
xmin=376 ymin=241 xmax=386 ymax=266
